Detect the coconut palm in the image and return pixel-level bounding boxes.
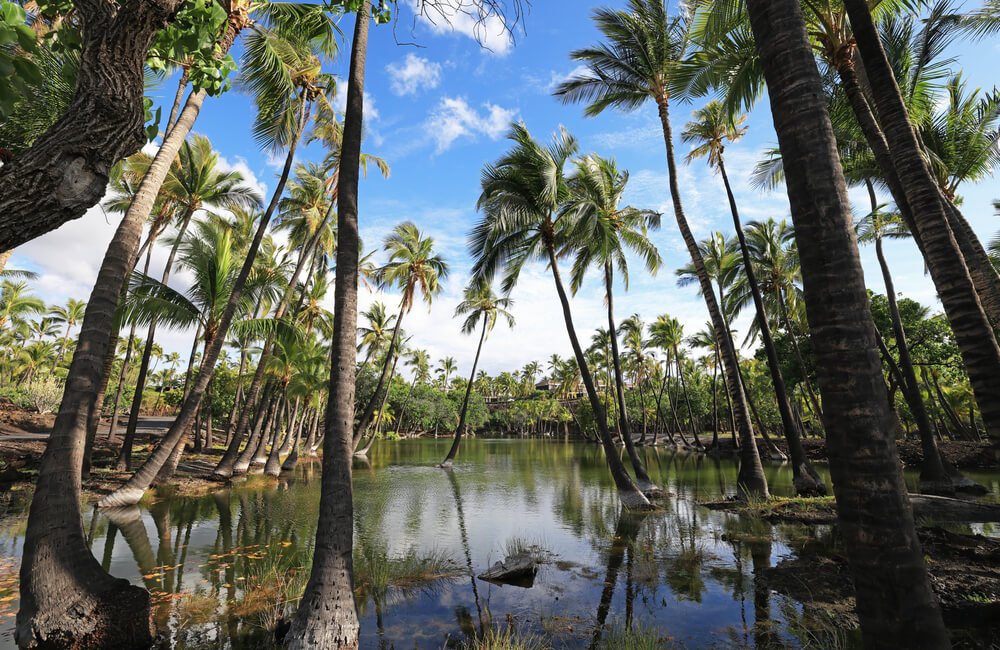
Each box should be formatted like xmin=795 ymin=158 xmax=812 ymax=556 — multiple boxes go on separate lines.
xmin=48 ymin=298 xmax=87 ymax=360
xmin=358 ymin=302 xmax=397 ymax=365
xmin=0 ymin=281 xmax=45 ymax=331
xmin=555 ymin=0 xmax=767 ymax=498
xmin=682 ymin=100 xmax=825 ymax=495
xmin=470 ymin=122 xmax=650 ymax=509
xmin=438 ymin=356 xmax=458 ymax=390
xmin=744 ymin=1 xmax=948 ymax=644
xmin=440 ymin=282 xmax=514 ymax=467
xmin=355 ymin=222 xmax=448 ymax=446
xmin=563 ymin=152 xmax=662 ymax=491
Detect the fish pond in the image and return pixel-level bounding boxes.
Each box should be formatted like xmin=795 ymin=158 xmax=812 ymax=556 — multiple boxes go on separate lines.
xmin=0 ymin=439 xmax=998 ymax=649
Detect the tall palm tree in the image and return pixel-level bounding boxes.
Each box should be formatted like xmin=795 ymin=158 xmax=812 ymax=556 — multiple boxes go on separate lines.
xmin=438 ymin=356 xmax=458 ymax=390
xmin=440 ymin=282 xmax=514 ymax=467
xmin=563 ymin=152 xmax=662 ymax=492
xmin=355 ymin=222 xmax=448 ymax=446
xmin=682 ymin=100 xmax=825 ymax=495
xmin=286 ymin=3 xmax=370 ymax=645
xmin=555 ymin=0 xmax=767 ymax=498
xmin=470 ymin=122 xmax=651 ymax=509
xmin=0 ymin=281 xmax=45 ymax=331
xmin=357 ymin=302 xmax=397 ymax=365
xmin=745 ymin=1 xmax=948 ymax=644
xmin=48 ymin=298 xmax=86 ymax=361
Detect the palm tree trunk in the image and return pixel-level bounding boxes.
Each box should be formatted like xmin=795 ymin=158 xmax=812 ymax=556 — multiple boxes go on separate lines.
xmin=97 ymin=92 xmax=312 ymax=509
xmin=746 ymin=2 xmax=948 ymax=645
xmin=440 ymin=319 xmax=488 ymax=468
xmin=285 ymin=6 xmax=369 ymax=644
xmin=544 ymin=242 xmax=649 ymax=509
xmin=165 ymin=67 xmax=190 ymax=135
xmin=719 ymin=157 xmax=824 ymax=494
xmin=656 ymin=95 xmax=767 ymax=498
xmin=710 ymin=346 xmax=720 ymax=450
xmin=605 ymin=263 xmax=657 ymax=492
xmin=674 ymin=349 xmax=701 ymax=449
xmin=845 ymin=0 xmax=1000 ymax=449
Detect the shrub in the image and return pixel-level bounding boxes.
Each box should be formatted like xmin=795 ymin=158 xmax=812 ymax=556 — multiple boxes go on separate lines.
xmin=23 ymin=377 xmax=62 ymax=414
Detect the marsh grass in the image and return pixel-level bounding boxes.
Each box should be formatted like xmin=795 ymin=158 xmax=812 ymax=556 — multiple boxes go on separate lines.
xmin=595 ymin=623 xmax=676 ymax=649
xmin=464 ymin=623 xmax=549 ymax=649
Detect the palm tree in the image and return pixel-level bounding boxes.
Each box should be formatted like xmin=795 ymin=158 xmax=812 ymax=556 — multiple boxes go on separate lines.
xmin=563 ymin=152 xmax=662 ymax=493
xmin=682 ymin=100 xmax=825 ymax=495
xmin=0 ymin=281 xmax=45 ymax=331
xmin=355 ymin=222 xmax=448 ymax=446
xmin=555 ymin=0 xmax=767 ymax=498
xmin=744 ymin=1 xmax=948 ymax=644
xmin=470 ymin=122 xmax=650 ymax=509
xmin=286 ymin=3 xmax=370 ymax=645
xmin=440 ymin=282 xmax=514 ymax=467
xmin=48 ymin=298 xmax=86 ymax=360
xmin=358 ymin=302 xmax=397 ymax=365
xmin=438 ymin=356 xmax=458 ymax=390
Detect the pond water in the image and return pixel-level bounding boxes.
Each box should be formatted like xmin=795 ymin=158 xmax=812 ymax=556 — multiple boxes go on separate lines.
xmin=0 ymin=439 xmax=997 ymax=649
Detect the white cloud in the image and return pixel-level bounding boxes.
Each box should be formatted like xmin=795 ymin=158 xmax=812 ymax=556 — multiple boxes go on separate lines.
xmin=386 ymin=53 xmax=442 ymax=96
xmin=409 ymin=0 xmax=515 ymax=55
xmin=426 ymin=97 xmax=516 ymax=152
xmin=333 ymin=89 xmax=383 ymax=147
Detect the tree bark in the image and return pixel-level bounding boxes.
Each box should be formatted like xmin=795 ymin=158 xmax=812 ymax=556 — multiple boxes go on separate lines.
xmin=746 ymin=2 xmax=949 ymax=646
xmin=0 ymin=0 xmax=184 ymax=253
xmin=285 ymin=6 xmax=369 ymax=645
xmin=656 ymin=95 xmax=768 ymax=498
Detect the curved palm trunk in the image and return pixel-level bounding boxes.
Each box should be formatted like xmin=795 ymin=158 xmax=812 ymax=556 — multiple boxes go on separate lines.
xmin=747 ymin=2 xmax=948 ymax=645
xmin=605 ymin=264 xmax=658 ymax=492
xmin=674 ymin=348 xmax=700 ymax=449
xmin=440 ymin=319 xmax=488 ymax=468
xmin=97 ymin=94 xmax=311 ymax=509
xmin=285 ymin=6 xmax=369 ymax=645
xmin=545 ymin=243 xmax=649 ymax=509
xmin=719 ymin=157 xmax=824 ymax=494
xmin=709 ymin=347 xmax=720 ymax=450
xmin=656 ymin=95 xmax=767 ymax=499
xmin=844 ymin=0 xmax=1000 ymax=450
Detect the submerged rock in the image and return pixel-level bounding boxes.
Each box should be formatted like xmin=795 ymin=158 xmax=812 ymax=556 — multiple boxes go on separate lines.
xmin=477 ymin=553 xmax=539 ymax=587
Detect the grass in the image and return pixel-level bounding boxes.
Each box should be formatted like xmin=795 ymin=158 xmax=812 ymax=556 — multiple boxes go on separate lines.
xmin=733 ymin=495 xmax=838 ymax=522
xmin=464 ymin=624 xmax=548 ymax=650
xmin=502 ymin=536 xmax=549 ymax=563
xmin=595 ymin=623 xmax=676 ymax=650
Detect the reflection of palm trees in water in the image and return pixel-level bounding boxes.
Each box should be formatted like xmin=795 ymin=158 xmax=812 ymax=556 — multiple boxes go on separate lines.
xmin=591 ymin=508 xmax=648 ymax=649
xmin=750 ymin=538 xmax=775 ymax=648
xmin=446 ymin=469 xmax=488 ymax=640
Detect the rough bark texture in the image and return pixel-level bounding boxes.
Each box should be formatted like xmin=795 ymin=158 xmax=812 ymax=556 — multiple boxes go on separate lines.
xmin=719 ymin=157 xmax=824 ymax=495
xmin=747 ymin=2 xmax=950 ymax=647
xmin=844 ymin=0 xmax=1000 ymax=446
xmin=0 ymin=0 xmax=183 ymax=253
xmin=656 ymin=97 xmax=768 ymax=499
xmin=284 ymin=6 xmax=369 ymax=646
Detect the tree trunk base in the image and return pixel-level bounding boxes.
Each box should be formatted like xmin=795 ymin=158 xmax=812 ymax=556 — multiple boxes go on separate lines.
xmin=16 ymin=576 xmax=152 ymax=650
xmin=618 ymin=488 xmax=654 ymax=511
xmin=793 ymin=462 xmax=828 ymax=497
xmin=438 ymin=459 xmax=454 ymax=469
xmin=97 ymin=486 xmax=146 ymax=509
xmin=635 ymin=477 xmax=665 ymax=499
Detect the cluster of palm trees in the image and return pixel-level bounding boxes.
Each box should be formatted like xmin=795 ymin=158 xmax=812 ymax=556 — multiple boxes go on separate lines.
xmin=1 ymin=0 xmax=997 ymax=646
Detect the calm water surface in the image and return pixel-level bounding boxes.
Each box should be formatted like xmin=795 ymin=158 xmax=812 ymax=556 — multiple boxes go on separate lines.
xmin=0 ymin=439 xmax=997 ymax=649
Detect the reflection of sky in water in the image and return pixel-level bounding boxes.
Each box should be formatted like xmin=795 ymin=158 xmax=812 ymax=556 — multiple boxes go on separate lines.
xmin=0 ymin=439 xmax=995 ymax=648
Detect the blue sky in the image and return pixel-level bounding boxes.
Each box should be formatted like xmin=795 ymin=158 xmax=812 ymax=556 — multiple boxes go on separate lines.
xmin=12 ymin=1 xmax=1000 ymax=377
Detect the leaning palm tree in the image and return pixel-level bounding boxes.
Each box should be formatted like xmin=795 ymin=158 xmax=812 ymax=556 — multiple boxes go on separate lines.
xmin=355 ymin=222 xmax=448 ymax=447
xmin=744 ymin=1 xmax=948 ymax=645
xmin=470 ymin=122 xmax=651 ymax=509
xmin=554 ymin=0 xmax=767 ymax=498
xmin=682 ymin=100 xmax=825 ymax=495
xmin=440 ymin=282 xmax=514 ymax=467
xmin=563 ymin=152 xmax=662 ymax=493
